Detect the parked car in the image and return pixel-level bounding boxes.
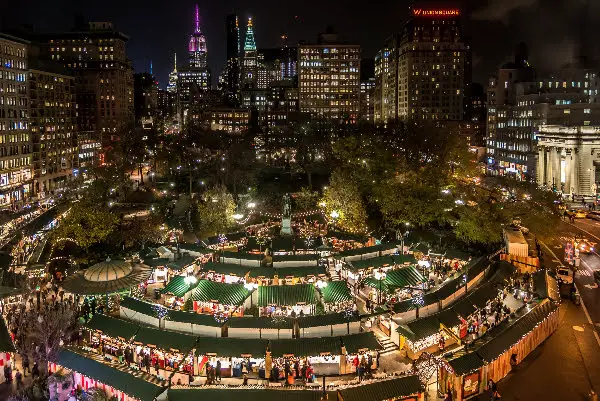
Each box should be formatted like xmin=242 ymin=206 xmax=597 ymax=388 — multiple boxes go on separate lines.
xmin=577 ymin=240 xmax=596 ymax=254
xmin=587 ymin=211 xmax=600 ymax=221
xmin=594 ymin=270 xmax=600 ymax=285
xmin=570 ymin=209 xmax=588 ymax=219
xmin=557 ymin=267 xmax=574 ymax=284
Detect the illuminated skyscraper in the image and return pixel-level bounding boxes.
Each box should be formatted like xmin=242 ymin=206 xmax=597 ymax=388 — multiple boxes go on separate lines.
xmin=224 ymin=14 xmax=241 ymax=103
xmin=167 ymin=53 xmax=178 ymax=94
xmin=242 ymin=17 xmax=258 ymax=89
xmin=178 ymin=4 xmax=212 ymax=122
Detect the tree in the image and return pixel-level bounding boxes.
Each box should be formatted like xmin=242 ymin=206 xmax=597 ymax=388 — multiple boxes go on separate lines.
xmin=195 ymin=185 xmax=236 ymax=238
xmin=120 ymin=214 xmax=167 ymax=249
xmin=453 ymin=202 xmax=504 ymax=245
xmin=52 ymin=204 xmax=119 ymax=251
xmin=295 ymin=187 xmax=319 ymax=211
xmin=320 ymin=169 xmax=367 ymax=233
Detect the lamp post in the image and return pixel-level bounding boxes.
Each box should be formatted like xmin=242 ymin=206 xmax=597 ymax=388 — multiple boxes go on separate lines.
xmin=397 ymin=222 xmax=410 ymax=254
xmin=374 ymin=270 xmax=386 ymax=305
xmin=330 ymin=210 xmax=339 ymax=231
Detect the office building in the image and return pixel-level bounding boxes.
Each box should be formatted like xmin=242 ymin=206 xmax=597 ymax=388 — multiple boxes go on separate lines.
xmin=134 ymin=72 xmax=158 ymax=129
xmin=224 ymin=14 xmax=241 ymax=104
xmin=374 ymin=8 xmax=466 ymax=122
xmin=167 ymin=53 xmax=178 ymax=94
xmin=242 ymin=18 xmax=258 ymax=89
xmin=40 ymin=21 xmax=134 ymax=136
xmin=204 ymin=108 xmax=250 ymax=133
xmin=360 ymin=78 xmax=375 ymax=122
xmin=266 ymin=81 xmax=299 ymax=127
xmin=28 ymin=59 xmax=77 ymax=196
xmin=0 ymin=33 xmax=32 ymax=207
xmin=298 ymin=29 xmax=360 ymax=123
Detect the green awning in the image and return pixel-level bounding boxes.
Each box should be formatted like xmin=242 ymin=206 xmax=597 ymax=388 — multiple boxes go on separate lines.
xmin=297 ymin=313 xmax=360 ymax=328
xmin=142 ymin=258 xmax=170 ymax=268
xmin=120 ymin=297 xmax=157 ymax=317
xmin=362 ymin=278 xmax=390 ymax=293
xmin=219 ymin=251 xmax=263 ymax=261
xmin=248 ymin=265 xmax=326 ymax=279
xmin=167 ymin=309 xmax=222 ymax=327
xmin=385 ymin=266 xmax=425 ymax=289
xmin=178 ymin=243 xmax=212 ymax=254
xmin=338 ymin=375 xmax=423 ymax=401
xmin=227 ymin=316 xmax=295 ymax=329
xmin=57 ymin=349 xmax=164 ymax=401
xmin=271 ymin=254 xmax=320 ymax=263
xmin=160 ymin=275 xmax=199 ymax=297
xmin=0 ymin=317 xmax=16 ymax=353
xmin=348 ymin=256 xmax=394 ymax=272
xmin=341 ymin=332 xmax=382 ymax=354
xmin=335 ymin=244 xmax=398 ymax=259
xmin=195 ymin=337 xmax=267 ymax=357
xmin=191 ymin=280 xmax=251 ymax=306
xmin=269 ymin=337 xmax=341 ymax=357
xmin=258 ymin=284 xmax=317 ymax=307
xmin=134 ymin=326 xmax=198 ymax=353
xmin=397 ymin=315 xmax=441 ymax=342
xmin=320 ymin=281 xmax=353 ymax=304
xmin=447 ymin=353 xmax=484 ymax=376
xmin=167 ymin=255 xmax=198 ymax=270
xmin=203 ymin=262 xmax=250 ymax=277
xmin=84 ymin=314 xmax=140 ymax=341
xmin=0 ymin=286 xmax=23 ymax=299
xmin=389 ymin=254 xmax=417 ymax=265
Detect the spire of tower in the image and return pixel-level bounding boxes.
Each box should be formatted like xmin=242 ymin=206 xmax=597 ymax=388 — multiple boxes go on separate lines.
xmin=195 ymin=4 xmax=200 ymax=33
xmin=174 ymin=52 xmax=177 ymax=72
xmin=244 ymin=17 xmax=256 ymax=52
xmin=149 ymin=60 xmax=153 ymax=75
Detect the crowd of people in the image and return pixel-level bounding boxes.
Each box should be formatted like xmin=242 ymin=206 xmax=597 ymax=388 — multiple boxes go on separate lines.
xmin=462 ymin=293 xmax=513 ymax=347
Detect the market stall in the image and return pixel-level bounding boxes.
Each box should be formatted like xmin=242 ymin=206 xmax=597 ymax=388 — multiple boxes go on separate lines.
xmin=83 ymin=314 xmax=140 ymax=361
xmin=318 ymin=280 xmax=354 ymax=313
xmin=201 ymin=262 xmax=250 ymax=284
xmin=337 ymin=375 xmax=424 ymax=401
xmin=48 ymin=349 xmax=165 ymax=401
xmin=194 ymin=337 xmax=268 ymax=378
xmin=190 ymin=280 xmax=252 ymax=316
xmin=334 ymin=243 xmax=399 ymax=263
xmin=0 ymin=317 xmax=16 ymax=384
xmin=164 ymin=309 xmax=222 ymax=337
xmin=142 ymin=258 xmax=171 ymax=283
xmin=339 ymin=332 xmax=383 ymax=374
xmin=218 ymin=251 xmax=264 ymax=267
xmin=268 ymin=336 xmax=342 ymax=376
xmin=120 ymin=297 xmax=161 ymax=328
xmin=160 ymin=275 xmax=199 ymax=309
xmin=257 ymin=284 xmax=318 ymax=316
xmin=297 ymin=313 xmax=361 ymax=338
xmin=247 ymin=265 xmax=327 ymax=286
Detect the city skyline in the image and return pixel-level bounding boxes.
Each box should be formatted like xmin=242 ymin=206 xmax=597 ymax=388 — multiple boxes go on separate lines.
xmin=3 ymin=0 xmax=600 ymax=88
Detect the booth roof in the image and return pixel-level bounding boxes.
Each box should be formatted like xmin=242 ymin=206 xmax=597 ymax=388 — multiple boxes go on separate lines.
xmin=203 ymin=262 xmax=250 ymax=277
xmin=447 ymin=352 xmax=484 ymax=376
xmin=167 ymin=255 xmax=198 ymax=271
xmin=166 ymin=309 xmax=222 ymax=327
xmin=390 ymin=254 xmax=417 ymax=265
xmin=326 ymin=230 xmax=366 ymax=242
xmin=466 ymin=257 xmax=491 ymax=281
xmin=532 ymin=269 xmax=560 ymax=302
xmin=451 ymin=296 xmax=477 ymax=320
xmin=467 ymin=282 xmax=501 ymax=309
xmin=0 ymin=286 xmax=23 ymax=299
xmin=258 ymin=284 xmax=317 ymax=307
xmin=194 ymin=337 xmax=268 ymax=357
xmin=385 ymin=266 xmax=425 ymax=289
xmin=397 ymin=307 xmax=463 ymax=342
xmin=335 ymin=243 xmax=398 ymax=259
xmin=142 ymin=258 xmax=170 ymax=268
xmin=341 ymin=332 xmax=382 ymax=354
xmin=0 ymin=317 xmax=16 ymax=353
xmin=134 ymin=326 xmax=198 ymax=353
xmin=61 ymin=262 xmax=152 ymax=296
xmin=269 ymin=336 xmax=341 ymax=357
xmin=319 ymin=280 xmax=353 ymax=304
xmin=84 ymin=314 xmax=140 ymax=341
xmin=219 ymin=251 xmax=263 ymax=261
xmin=337 ymin=375 xmax=423 ymax=401
xmin=272 ymin=254 xmax=320 ymax=263
xmin=476 ymin=299 xmax=558 ymax=363
xmin=348 ymin=256 xmax=395 ymax=271
xmin=168 ymin=388 xmax=333 ymax=401
xmin=120 ymin=297 xmax=157 ymax=317
xmin=57 ymin=349 xmax=164 ymax=401
xmin=191 ymin=280 xmax=251 ymax=306
xmin=177 ymin=243 xmax=212 ymax=254
xmin=226 ymin=315 xmax=295 ymax=329
xmin=206 ymin=232 xmax=246 ymax=245
xmin=297 ymin=312 xmax=360 ymax=328
xmin=160 ymin=275 xmax=199 ymax=298
xmin=248 ymin=265 xmax=326 ymax=279
xmin=139 ymin=247 xmax=159 ymax=259
xmin=362 ymin=277 xmax=390 ymax=293
xmin=488 ymin=260 xmax=517 ymax=285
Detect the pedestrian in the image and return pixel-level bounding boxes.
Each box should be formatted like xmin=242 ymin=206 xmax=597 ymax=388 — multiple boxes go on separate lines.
xmin=15 ymin=369 xmax=22 ymax=390
xmin=32 ymin=361 xmax=39 ymax=379
xmin=215 ymin=359 xmax=221 ymax=382
xmin=243 ymin=374 xmax=249 ymax=385
xmin=491 ymin=390 xmax=502 ymax=400
xmin=22 ymin=353 xmax=30 ymax=375
xmin=509 ymin=354 xmax=518 ymax=371
xmin=3 ymin=364 xmax=10 ymax=382
xmin=444 ymin=389 xmax=453 ymax=401
xmin=294 ymin=359 xmax=300 ymax=378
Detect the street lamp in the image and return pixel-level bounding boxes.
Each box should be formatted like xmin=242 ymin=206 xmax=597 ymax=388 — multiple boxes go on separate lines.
xmin=247 ymin=202 xmax=256 ymax=209
xmin=330 ymin=210 xmax=339 ymax=231
xmin=417 ymin=260 xmax=431 ymax=285
xmin=184 ymin=276 xmax=197 ymax=285
xmin=314 ymin=280 xmax=328 ymax=289
xmin=233 ymin=213 xmax=244 ymax=221
xmin=397 ymin=222 xmax=410 ymax=254
xmin=374 ymin=270 xmax=387 ymax=305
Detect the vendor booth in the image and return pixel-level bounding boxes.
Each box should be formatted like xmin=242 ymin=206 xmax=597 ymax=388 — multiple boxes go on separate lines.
xmin=143 ymin=258 xmax=170 ymax=283
xmin=297 ymin=313 xmax=361 ymax=338
xmin=190 ymin=280 xmax=252 ymax=316
xmin=225 ymin=316 xmax=295 ymax=339
xmin=258 ymin=284 xmax=318 ymax=316
xmin=164 ymin=309 xmax=222 ymax=337
xmin=194 ymin=337 xmax=268 ymax=378
xmin=335 ymin=243 xmax=399 ymax=263
xmin=268 ymin=336 xmax=342 ymax=376
xmin=247 ymin=265 xmax=327 ymax=286
xmin=318 ymin=280 xmax=354 ymax=313
xmin=201 ymin=262 xmax=250 ymax=283
xmin=160 ymin=275 xmax=199 ymax=309
xmin=120 ymin=297 xmax=161 ymax=328
xmin=337 ymin=375 xmax=424 ymax=401
xmin=0 ymin=317 xmax=16 ymax=384
xmin=48 ymin=349 xmax=165 ymax=401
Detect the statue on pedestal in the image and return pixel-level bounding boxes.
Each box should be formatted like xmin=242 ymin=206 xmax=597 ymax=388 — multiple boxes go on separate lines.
xmin=281 ymin=193 xmax=292 ymax=235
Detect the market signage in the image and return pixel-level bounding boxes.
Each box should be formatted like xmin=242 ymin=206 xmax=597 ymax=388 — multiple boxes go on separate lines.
xmin=462 ymin=371 xmax=481 ymax=398
xmin=412 ymin=8 xmax=460 ymax=17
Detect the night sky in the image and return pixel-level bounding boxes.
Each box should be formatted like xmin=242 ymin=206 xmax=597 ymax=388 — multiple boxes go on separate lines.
xmin=2 ymin=0 xmax=599 ymax=88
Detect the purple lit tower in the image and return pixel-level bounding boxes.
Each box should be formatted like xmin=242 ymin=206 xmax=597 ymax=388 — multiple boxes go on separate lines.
xmin=188 ymin=4 xmax=207 ymax=69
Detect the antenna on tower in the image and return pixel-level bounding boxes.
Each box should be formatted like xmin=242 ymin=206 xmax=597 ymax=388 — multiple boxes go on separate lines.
xmin=174 ymin=52 xmax=177 ymax=72
xmin=150 ymin=60 xmax=153 ymax=75
xmin=195 ymin=4 xmax=200 ymax=33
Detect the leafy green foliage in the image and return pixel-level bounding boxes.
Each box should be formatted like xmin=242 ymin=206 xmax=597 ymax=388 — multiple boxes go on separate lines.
xmin=320 ymin=169 xmax=367 ymax=233
xmin=196 ymin=185 xmax=236 ymax=238
xmin=52 ymin=204 xmax=119 ymax=250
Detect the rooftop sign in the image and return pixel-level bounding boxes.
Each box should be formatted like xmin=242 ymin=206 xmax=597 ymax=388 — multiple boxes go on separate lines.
xmin=413 ymin=9 xmax=460 ymax=17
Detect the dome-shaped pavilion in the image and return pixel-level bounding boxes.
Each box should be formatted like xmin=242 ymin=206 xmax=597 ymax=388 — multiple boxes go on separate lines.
xmin=62 ymin=258 xmax=152 ymax=295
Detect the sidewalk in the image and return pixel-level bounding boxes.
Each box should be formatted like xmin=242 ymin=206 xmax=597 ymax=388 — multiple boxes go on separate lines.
xmin=473 ymin=301 xmax=600 ymax=400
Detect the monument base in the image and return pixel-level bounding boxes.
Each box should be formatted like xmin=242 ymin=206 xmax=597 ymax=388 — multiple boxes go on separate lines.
xmin=281 ymin=217 xmax=292 ymax=235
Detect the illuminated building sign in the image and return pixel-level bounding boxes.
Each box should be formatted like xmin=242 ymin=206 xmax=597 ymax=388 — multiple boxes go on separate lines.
xmin=412 ymin=9 xmax=460 ymax=17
